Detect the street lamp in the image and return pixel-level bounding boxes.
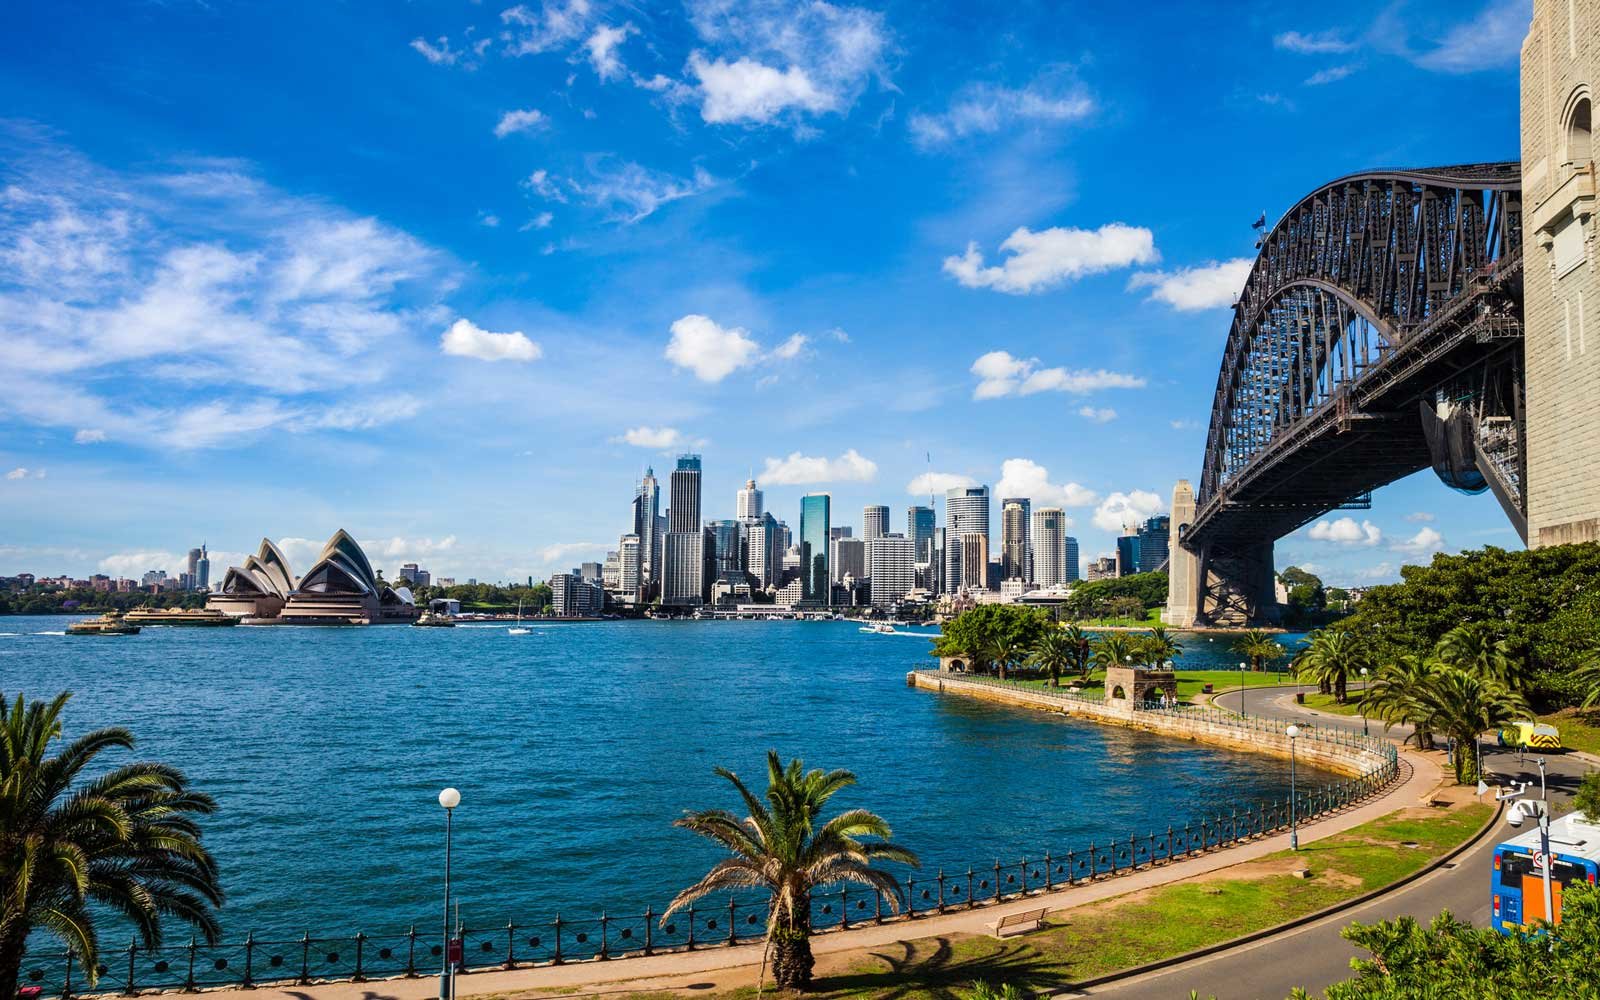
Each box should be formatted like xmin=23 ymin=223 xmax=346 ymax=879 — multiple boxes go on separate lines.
xmin=1504 ymin=786 xmax=1555 ymax=928
xmin=1238 ymin=662 xmax=1247 ymax=715
xmin=1286 ymin=725 xmax=1301 ymax=850
xmin=439 ymin=787 xmax=461 ymax=1000
xmin=1359 ymin=666 xmax=1370 ymax=736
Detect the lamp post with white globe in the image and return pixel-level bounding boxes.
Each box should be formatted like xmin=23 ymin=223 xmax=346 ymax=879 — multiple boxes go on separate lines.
xmin=439 ymin=787 xmax=461 ymax=1000
xmin=1286 ymin=726 xmax=1300 ymax=850
xmin=1359 ymin=666 xmax=1370 ymax=736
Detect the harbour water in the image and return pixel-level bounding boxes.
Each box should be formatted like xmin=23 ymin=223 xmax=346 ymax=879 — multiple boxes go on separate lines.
xmin=5 ymin=617 xmax=1321 ymax=940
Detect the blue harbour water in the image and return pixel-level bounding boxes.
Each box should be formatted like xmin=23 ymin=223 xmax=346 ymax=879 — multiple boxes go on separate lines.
xmin=5 ymin=617 xmax=1323 ymax=946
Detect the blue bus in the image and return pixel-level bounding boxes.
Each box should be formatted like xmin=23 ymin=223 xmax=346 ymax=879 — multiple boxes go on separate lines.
xmin=1491 ymin=811 xmax=1600 ymax=933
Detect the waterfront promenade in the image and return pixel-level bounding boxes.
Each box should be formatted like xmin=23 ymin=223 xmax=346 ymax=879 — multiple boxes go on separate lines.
xmin=181 ymin=748 xmax=1440 ymax=1000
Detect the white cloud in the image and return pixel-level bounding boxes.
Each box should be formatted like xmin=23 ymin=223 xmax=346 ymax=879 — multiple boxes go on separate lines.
xmin=362 ymin=535 xmax=458 ymax=561
xmin=478 ymin=212 xmax=501 ymax=228
xmin=1357 ymin=561 xmax=1396 ymax=581
xmin=1305 ymin=64 xmax=1360 ymax=85
xmin=6 ymin=467 xmax=32 ymax=480
xmin=1273 ymin=30 xmax=1358 ymax=54
xmin=761 ymin=449 xmax=877 ymax=485
xmin=538 ymin=541 xmax=604 ymax=565
xmin=1093 ymin=490 xmax=1166 ymax=533
xmin=1308 ymin=517 xmax=1382 ymax=546
xmin=772 ymin=332 xmax=808 ymax=360
xmin=615 ymin=426 xmax=682 ymax=448
xmin=411 ymin=36 xmax=466 ymax=66
xmin=525 ymin=211 xmax=555 ymax=230
xmin=569 ymin=161 xmax=717 ymax=223
xmin=682 ymin=0 xmax=888 ymax=128
xmin=995 ymin=458 xmax=1098 ymax=508
xmin=944 ymin=224 xmax=1158 ymax=294
xmin=439 ymin=318 xmax=542 ymax=363
xmin=1392 ymin=526 xmax=1445 ymax=556
xmin=909 ymin=75 xmax=1094 ymax=147
xmin=525 ymin=169 xmax=568 ymax=203
xmin=1128 ymin=258 xmax=1252 ymax=311
xmin=494 ymin=109 xmax=549 ymax=138
xmin=98 ymin=549 xmax=184 ymax=577
xmin=665 ymin=314 xmax=761 ymax=382
xmin=1405 ymin=511 xmax=1436 ymax=523
xmin=73 ymin=429 xmax=106 ymax=444
xmin=689 ymin=53 xmax=833 ymax=124
xmin=1170 ymin=419 xmax=1200 ymax=430
xmin=969 ymin=350 xmax=1144 ymax=400
xmin=906 ymin=472 xmax=978 ymax=496
xmin=501 ymin=0 xmax=595 ymax=57
xmin=1078 ymin=406 xmax=1117 ymax=423
xmin=1411 ymin=0 xmax=1525 ymax=73
xmin=585 ymin=23 xmax=637 ymax=81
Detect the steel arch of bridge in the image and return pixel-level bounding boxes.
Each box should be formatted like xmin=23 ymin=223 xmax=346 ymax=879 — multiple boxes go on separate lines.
xmin=1177 ymin=163 xmax=1527 ymax=625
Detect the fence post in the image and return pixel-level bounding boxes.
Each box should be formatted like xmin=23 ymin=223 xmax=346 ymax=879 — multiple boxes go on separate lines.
xmin=937 ymin=869 xmax=948 ymax=912
xmin=685 ymin=905 xmax=696 ymax=951
xmin=1043 ymin=853 xmax=1052 ymax=891
xmin=1087 ymin=842 xmax=1097 ymax=878
xmin=601 ymin=911 xmax=612 ymax=959
xmin=125 ymin=937 xmax=138 ymax=996
xmin=298 ymin=933 xmax=310 ymax=986
xmin=62 ymin=949 xmax=74 ymax=1000
xmin=354 ymin=932 xmax=366 ymax=982
xmin=405 ymin=925 xmax=417 ymax=977
xmin=993 ymin=860 xmax=1003 ymax=899
xmin=966 ymin=869 xmax=976 ymax=910
xmin=185 ymin=936 xmax=197 ymax=992
xmin=243 ymin=931 xmax=254 ymax=989
xmin=643 ymin=907 xmax=655 ymax=957
xmin=552 ymin=915 xmax=564 ymax=965
xmin=726 ymin=899 xmax=737 ymax=946
xmin=505 ymin=921 xmax=516 ymax=969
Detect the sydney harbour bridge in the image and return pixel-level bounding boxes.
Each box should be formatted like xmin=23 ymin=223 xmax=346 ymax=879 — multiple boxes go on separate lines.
xmin=1164 ymin=163 xmax=1530 ymax=627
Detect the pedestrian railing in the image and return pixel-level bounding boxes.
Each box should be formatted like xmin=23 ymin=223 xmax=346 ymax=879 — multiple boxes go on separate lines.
xmin=23 ymin=677 xmax=1399 ymax=997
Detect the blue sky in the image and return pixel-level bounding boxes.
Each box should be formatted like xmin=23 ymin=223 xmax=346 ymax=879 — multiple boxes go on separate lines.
xmin=0 ymin=0 xmax=1530 ymax=586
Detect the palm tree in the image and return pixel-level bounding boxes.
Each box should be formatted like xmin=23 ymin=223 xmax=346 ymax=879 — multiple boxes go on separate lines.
xmin=1575 ymin=647 xmax=1600 ymax=709
xmin=1292 ymin=630 xmax=1372 ymax=703
xmin=1360 ymin=654 xmax=1442 ymax=749
xmin=984 ymin=637 xmax=1024 ymax=681
xmin=1434 ymin=624 xmax=1527 ymax=692
xmin=1061 ymin=624 xmax=1092 ymax=680
xmin=1415 ymin=670 xmax=1530 ymax=783
xmin=1029 ymin=628 xmax=1076 ymax=687
xmin=1232 ymin=629 xmax=1286 ymax=672
xmin=1142 ymin=625 xmax=1183 ymax=668
xmin=0 ymin=692 xmax=224 ymax=999
xmin=1091 ymin=634 xmax=1136 ymax=674
xmin=665 ymin=752 xmax=918 ymax=991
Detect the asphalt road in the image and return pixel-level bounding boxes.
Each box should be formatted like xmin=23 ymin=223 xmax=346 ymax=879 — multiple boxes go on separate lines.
xmin=1077 ymin=732 xmax=1593 ymax=1000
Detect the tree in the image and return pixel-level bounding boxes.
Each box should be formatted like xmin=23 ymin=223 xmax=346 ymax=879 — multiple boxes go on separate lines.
xmin=1138 ymin=625 xmax=1183 ymax=668
xmin=1060 ymin=572 xmax=1168 ymax=620
xmin=1576 ymin=647 xmax=1600 ymax=708
xmin=1233 ymin=629 xmax=1287 ymax=672
xmin=984 ymin=636 xmax=1025 ymax=681
xmin=934 ymin=606 xmax=1052 ymax=672
xmin=1360 ymin=654 xmax=1442 ymax=749
xmin=1061 ymin=624 xmax=1092 ymax=679
xmin=1092 ymin=634 xmax=1136 ymax=673
xmin=664 ymin=752 xmax=918 ymax=991
xmin=1434 ymin=623 xmax=1528 ymax=692
xmin=1574 ymin=771 xmax=1600 ymax=823
xmin=1301 ymin=884 xmax=1600 ymax=998
xmin=1293 ymin=630 xmax=1372 ymax=703
xmin=0 ymin=692 xmax=224 ymax=999
xmin=1029 ymin=628 xmax=1076 ymax=687
xmin=1415 ymin=669 xmax=1528 ymax=783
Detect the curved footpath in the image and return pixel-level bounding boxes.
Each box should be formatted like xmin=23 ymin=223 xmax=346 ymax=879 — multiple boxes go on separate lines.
xmin=175 ymin=750 xmax=1440 ymax=1000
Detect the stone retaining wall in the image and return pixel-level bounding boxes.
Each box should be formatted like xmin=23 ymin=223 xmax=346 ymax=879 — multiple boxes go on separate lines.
xmin=908 ymin=670 xmax=1391 ymax=779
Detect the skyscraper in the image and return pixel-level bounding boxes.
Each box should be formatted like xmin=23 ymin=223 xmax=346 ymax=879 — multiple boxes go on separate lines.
xmin=746 ymin=513 xmax=782 ymax=587
xmin=736 ymin=478 xmax=763 ymax=520
xmin=829 ymin=526 xmax=853 ymax=540
xmin=663 ymin=456 xmax=706 ymax=606
xmin=710 ymin=519 xmax=744 ymax=574
xmin=862 ymin=505 xmax=889 ymax=540
xmin=1064 ymin=535 xmax=1081 ymax=582
xmin=1116 ymin=534 xmax=1141 ymax=577
xmin=633 ymin=468 xmax=660 ymax=600
xmin=195 ymin=544 xmax=210 ymax=591
xmin=1031 ymin=508 xmax=1068 ymax=586
xmin=867 ymin=534 xmax=916 ymax=608
xmin=1000 ymin=497 xmax=1030 ymax=581
xmin=830 ymin=536 xmax=865 ymax=583
xmin=943 ymin=533 xmax=963 ymax=591
xmin=619 ymin=534 xmax=641 ymax=602
xmin=946 ymin=486 xmax=991 ymax=556
xmin=1137 ymin=515 xmax=1171 ymax=573
xmin=186 ymin=547 xmax=202 ymax=590
xmin=799 ymin=493 xmax=831 ymax=605
xmin=907 ymin=506 xmax=935 ymax=565
xmin=959 ymin=531 xmax=989 ymax=591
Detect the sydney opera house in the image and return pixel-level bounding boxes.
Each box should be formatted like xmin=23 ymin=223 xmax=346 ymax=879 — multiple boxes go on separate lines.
xmin=207 ymin=530 xmax=419 ymax=624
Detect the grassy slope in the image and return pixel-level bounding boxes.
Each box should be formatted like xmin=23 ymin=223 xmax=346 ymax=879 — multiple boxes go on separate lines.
xmin=563 ymin=804 xmax=1490 ymax=1000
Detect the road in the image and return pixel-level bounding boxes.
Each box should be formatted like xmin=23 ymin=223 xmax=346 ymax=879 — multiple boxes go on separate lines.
xmin=1078 ymin=733 xmax=1593 ymax=999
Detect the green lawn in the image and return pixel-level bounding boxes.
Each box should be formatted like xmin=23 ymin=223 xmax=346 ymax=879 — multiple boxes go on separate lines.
xmin=1300 ymin=692 xmax=1367 ymax=718
xmin=1069 ymin=607 xmax=1165 ymax=628
xmin=1012 ymin=669 xmax=1290 ymax=701
xmin=560 ymin=804 xmax=1490 ymax=1000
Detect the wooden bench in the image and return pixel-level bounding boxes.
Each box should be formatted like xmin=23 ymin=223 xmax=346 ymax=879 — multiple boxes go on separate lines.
xmin=985 ymin=906 xmax=1048 ymax=938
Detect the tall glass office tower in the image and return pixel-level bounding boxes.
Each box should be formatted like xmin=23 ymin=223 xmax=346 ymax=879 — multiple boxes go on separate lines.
xmin=907 ymin=505 xmax=935 ymax=564
xmin=799 ymin=493 xmax=831 ymax=605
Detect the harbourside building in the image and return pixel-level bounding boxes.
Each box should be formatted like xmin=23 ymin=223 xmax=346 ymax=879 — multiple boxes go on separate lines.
xmin=277 ymin=530 xmax=420 ymax=624
xmin=1000 ymin=497 xmax=1030 ymax=582
xmin=550 ymin=571 xmax=604 ymax=617
xmin=830 ymin=535 xmax=865 ymax=584
xmin=862 ymin=504 xmax=889 ymax=540
xmin=867 ymin=533 xmax=916 ymax=608
xmin=736 ymin=478 xmax=763 ymax=520
xmin=709 ymin=518 xmax=744 ymax=575
xmin=799 ymin=492 xmax=831 ymax=605
xmin=208 ymin=538 xmax=297 ymax=618
xmin=618 ymin=534 xmax=642 ymax=603
xmin=1116 ymin=533 xmax=1141 ymax=577
xmin=959 ymin=531 xmax=989 ymax=592
xmin=662 ymin=455 xmax=707 ymax=607
xmin=943 ymin=532 xmax=963 ymax=592
xmin=945 ymin=486 xmax=991 ymax=554
xmin=1064 ymin=535 xmax=1081 ymax=582
xmin=746 ymin=512 xmax=782 ymax=587
xmin=1087 ymin=555 xmax=1119 ymax=581
xmin=907 ymin=505 xmax=935 ymax=565
xmin=632 ymin=467 xmax=661 ymax=602
xmin=1031 ymin=507 xmax=1069 ymax=587
xmin=1137 ymin=515 xmax=1170 ymax=573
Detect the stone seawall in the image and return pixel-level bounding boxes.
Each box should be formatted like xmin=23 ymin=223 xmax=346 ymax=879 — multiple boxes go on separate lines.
xmin=908 ymin=670 xmax=1390 ymax=779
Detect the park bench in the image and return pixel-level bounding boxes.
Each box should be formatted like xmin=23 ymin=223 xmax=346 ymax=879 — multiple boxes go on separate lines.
xmin=985 ymin=906 xmax=1048 ymax=938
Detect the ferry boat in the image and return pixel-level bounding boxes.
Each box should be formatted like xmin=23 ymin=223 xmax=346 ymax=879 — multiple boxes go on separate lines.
xmin=123 ymin=608 xmax=239 ymax=627
xmin=412 ymin=610 xmax=456 ymax=628
xmin=859 ymin=622 xmax=897 ymax=634
xmin=66 ymin=611 xmax=141 ymax=636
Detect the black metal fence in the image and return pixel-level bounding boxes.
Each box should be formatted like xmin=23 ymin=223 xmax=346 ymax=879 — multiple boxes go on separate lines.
xmin=24 ymin=692 xmax=1400 ymax=996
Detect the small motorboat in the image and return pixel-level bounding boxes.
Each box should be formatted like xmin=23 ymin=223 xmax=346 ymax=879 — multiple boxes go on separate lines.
xmin=412 ymin=610 xmax=456 ymax=628
xmin=858 ymin=622 xmax=897 ymax=635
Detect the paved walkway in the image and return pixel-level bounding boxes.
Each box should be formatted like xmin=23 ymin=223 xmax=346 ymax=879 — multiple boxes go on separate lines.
xmin=190 ymin=750 xmax=1441 ymax=1000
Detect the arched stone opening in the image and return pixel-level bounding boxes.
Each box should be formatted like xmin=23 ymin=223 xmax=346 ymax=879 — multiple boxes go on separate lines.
xmin=1567 ymin=91 xmax=1592 ymax=164
xmin=1110 ymin=685 xmax=1127 ymax=700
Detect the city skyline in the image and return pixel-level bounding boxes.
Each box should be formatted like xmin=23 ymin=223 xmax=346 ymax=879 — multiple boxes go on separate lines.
xmin=0 ymin=0 xmax=1525 ymax=587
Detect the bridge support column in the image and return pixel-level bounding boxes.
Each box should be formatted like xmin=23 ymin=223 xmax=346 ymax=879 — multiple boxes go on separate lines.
xmin=1194 ymin=540 xmax=1280 ymax=628
xmin=1163 ymin=481 xmax=1199 ymax=627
